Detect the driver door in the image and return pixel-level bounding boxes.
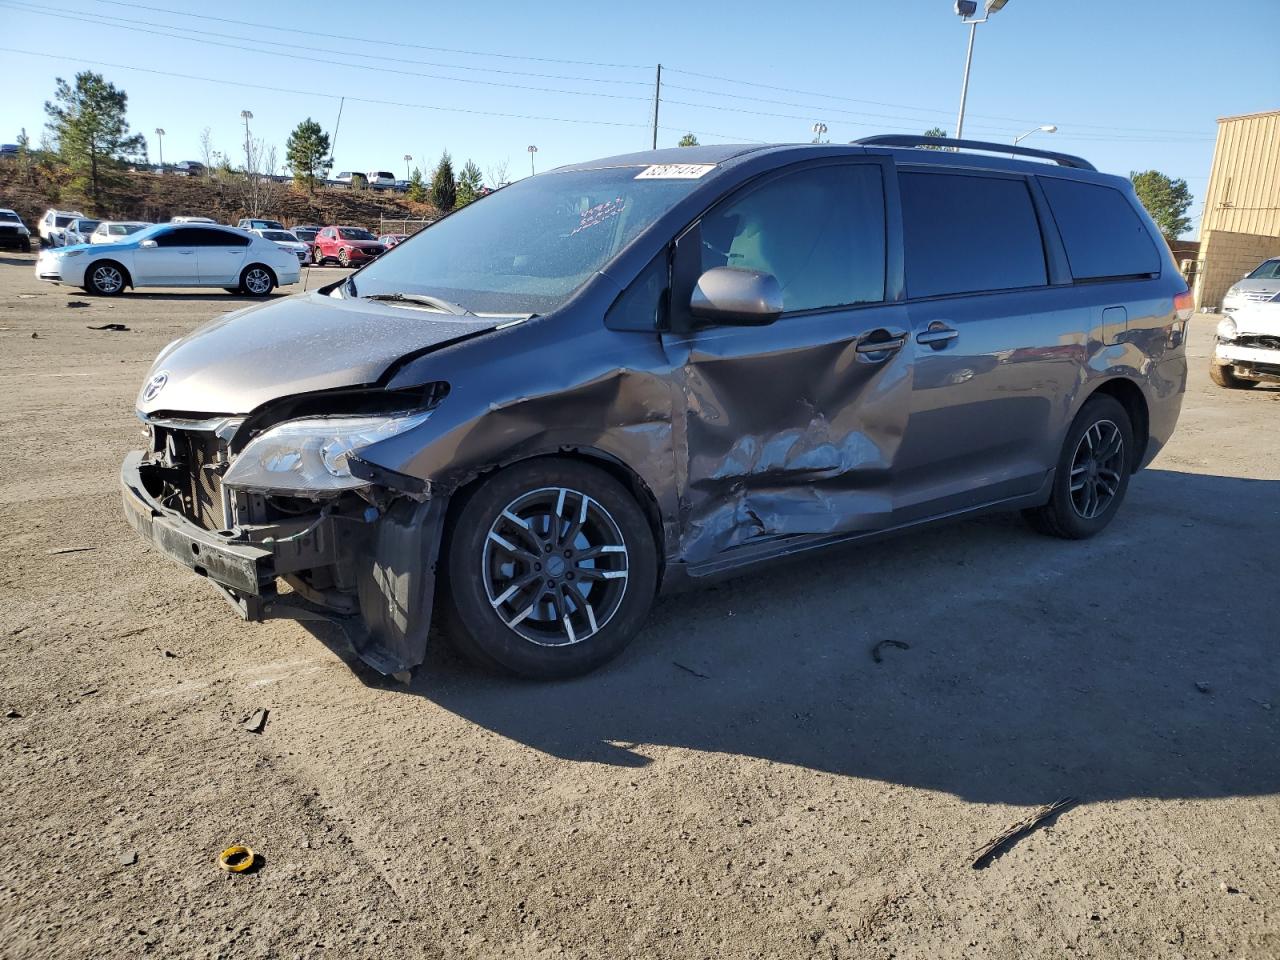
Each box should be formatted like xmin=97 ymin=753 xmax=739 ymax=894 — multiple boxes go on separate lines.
xmin=661 ymin=158 xmax=913 ymax=564
xmin=143 ymin=227 xmax=200 ymax=284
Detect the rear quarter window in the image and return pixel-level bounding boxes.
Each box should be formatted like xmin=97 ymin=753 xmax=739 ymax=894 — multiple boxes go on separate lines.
xmin=899 ymin=172 xmax=1047 ymax=299
xmin=1038 ymin=177 xmax=1160 ymax=281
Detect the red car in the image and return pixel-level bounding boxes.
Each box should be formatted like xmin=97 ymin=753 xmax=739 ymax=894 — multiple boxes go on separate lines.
xmin=312 ymin=225 xmax=386 ymax=267
xmin=378 ymin=233 xmax=409 ymax=248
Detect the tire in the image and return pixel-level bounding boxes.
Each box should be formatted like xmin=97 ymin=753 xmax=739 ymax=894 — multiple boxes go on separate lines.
xmin=443 ymin=458 xmax=659 ymax=679
xmin=338 ymin=248 xmax=350 ymax=267
xmin=1023 ymin=394 xmax=1134 ymax=540
xmin=238 ymin=264 xmax=276 ymax=297
xmin=1209 ymin=360 xmax=1257 ymax=390
xmin=85 ymin=260 xmax=127 ymax=296
xmin=20 ymin=239 xmax=31 ymax=253
xmin=312 ymin=247 xmax=325 ymax=266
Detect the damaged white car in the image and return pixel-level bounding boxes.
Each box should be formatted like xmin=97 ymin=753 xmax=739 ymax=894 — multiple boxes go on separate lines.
xmin=1212 ymin=300 xmax=1280 ymax=389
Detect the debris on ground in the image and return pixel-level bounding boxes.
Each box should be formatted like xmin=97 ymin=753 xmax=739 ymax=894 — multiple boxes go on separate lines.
xmin=5 ymin=709 xmax=21 ymax=719
xmin=1195 ymin=682 xmax=1211 ymax=694
xmin=242 ymin=709 xmax=269 ymax=734
xmin=47 ymin=546 xmax=97 ymax=555
xmin=871 ymin=639 xmax=910 ymax=663
xmin=30 ymin=331 xmax=38 ymax=338
xmin=66 ymin=301 xmax=90 ymax=309
xmin=1219 ymin=881 xmax=1240 ymax=894
xmin=161 ymin=648 xmax=178 ymax=658
xmin=971 ymin=797 xmax=1077 ymax=869
xmin=79 ymin=688 xmax=98 ymax=697
xmin=86 ymin=322 xmax=129 ymax=331
xmin=673 ymin=661 xmax=711 ymax=680
xmin=119 ymin=851 xmax=138 ymax=866
xmin=217 ymin=845 xmax=258 ymax=873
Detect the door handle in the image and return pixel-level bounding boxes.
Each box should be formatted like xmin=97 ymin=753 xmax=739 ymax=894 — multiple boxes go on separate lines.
xmin=916 ymin=321 xmax=959 ymax=349
xmin=178 ymin=250 xmax=195 ymax=255
xmin=855 ymin=328 xmax=908 ymax=356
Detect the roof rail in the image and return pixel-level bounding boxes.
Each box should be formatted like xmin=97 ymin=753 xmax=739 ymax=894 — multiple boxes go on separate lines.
xmin=852 ymin=135 xmax=1096 ymax=171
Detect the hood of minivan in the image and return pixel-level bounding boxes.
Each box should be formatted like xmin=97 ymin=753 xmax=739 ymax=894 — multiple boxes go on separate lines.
xmin=137 ymin=291 xmax=505 ymax=415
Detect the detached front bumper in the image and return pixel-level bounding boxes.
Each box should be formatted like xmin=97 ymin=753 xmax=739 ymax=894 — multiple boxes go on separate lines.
xmin=120 ymin=450 xmax=447 ymax=675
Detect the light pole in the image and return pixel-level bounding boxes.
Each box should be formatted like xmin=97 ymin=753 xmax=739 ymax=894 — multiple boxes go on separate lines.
xmin=154 ymin=127 xmax=165 ymax=169
xmin=239 ymin=110 xmax=253 ymax=171
xmin=403 ymin=154 xmax=413 ymax=179
xmin=527 ymin=144 xmax=538 ymax=177
xmin=811 ymin=122 xmax=828 ymax=144
xmin=953 ymin=0 xmax=1011 ymax=142
xmin=1013 ymin=124 xmax=1057 ymax=146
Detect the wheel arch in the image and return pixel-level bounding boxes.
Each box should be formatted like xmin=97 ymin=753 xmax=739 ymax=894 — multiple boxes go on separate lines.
xmin=241 ymin=262 xmax=278 ymax=287
xmin=89 ymin=257 xmax=132 ymax=289
xmin=1085 ymin=377 xmax=1149 ymax=472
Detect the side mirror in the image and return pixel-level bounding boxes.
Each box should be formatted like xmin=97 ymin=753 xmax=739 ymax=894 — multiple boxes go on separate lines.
xmin=140 ymin=239 xmax=158 ymax=248
xmin=689 ymin=266 xmax=784 ymax=326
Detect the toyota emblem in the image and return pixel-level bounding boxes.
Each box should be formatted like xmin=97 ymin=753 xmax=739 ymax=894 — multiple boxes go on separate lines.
xmin=142 ymin=371 xmax=169 ymax=402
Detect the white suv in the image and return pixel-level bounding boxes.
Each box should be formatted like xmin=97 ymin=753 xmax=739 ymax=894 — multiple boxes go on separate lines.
xmin=39 ymin=209 xmax=87 ymax=247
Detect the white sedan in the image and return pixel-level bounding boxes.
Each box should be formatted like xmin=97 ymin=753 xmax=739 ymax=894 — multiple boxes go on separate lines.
xmin=250 ymin=228 xmax=311 ymax=265
xmin=35 ymin=223 xmax=301 ymax=296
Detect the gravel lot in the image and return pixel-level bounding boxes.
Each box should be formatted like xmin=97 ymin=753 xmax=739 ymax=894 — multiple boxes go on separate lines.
xmin=2 ymin=251 xmax=1277 ymax=959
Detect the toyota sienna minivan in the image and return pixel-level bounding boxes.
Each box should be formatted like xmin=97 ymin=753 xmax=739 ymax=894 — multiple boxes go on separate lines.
xmin=122 ymin=136 xmax=1190 ymax=679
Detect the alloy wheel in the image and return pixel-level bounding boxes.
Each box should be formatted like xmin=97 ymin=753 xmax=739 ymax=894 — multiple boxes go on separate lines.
xmin=338 ymin=249 xmax=350 ymax=267
xmin=91 ymin=264 xmax=123 ymax=294
xmin=243 ymin=267 xmax=272 ymax=295
xmin=482 ymin=486 xmax=630 ymax=647
xmin=1069 ymin=419 xmax=1125 ymax=520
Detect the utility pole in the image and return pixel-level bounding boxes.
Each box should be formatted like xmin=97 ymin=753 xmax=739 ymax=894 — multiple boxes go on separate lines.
xmin=154 ymin=128 xmax=165 ymax=168
xmin=527 ymin=144 xmax=538 ymax=177
xmin=404 ymin=154 xmax=412 ymax=179
xmin=240 ymin=110 xmax=254 ymax=171
xmin=651 ymin=63 xmax=662 ymax=150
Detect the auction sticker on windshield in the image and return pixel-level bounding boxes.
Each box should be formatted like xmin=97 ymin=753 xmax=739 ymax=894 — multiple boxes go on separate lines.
xmin=634 ymin=164 xmax=716 ymax=179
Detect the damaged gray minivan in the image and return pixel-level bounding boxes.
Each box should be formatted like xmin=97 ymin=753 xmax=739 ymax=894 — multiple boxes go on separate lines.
xmin=123 ymin=136 xmax=1190 ymax=678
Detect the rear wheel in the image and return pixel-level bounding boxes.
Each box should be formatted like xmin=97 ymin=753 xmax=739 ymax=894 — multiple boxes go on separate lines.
xmin=1209 ymin=360 xmax=1257 ymax=390
xmin=238 ymin=264 xmax=275 ymax=296
xmin=443 ymin=458 xmax=658 ymax=679
xmin=1023 ymin=394 xmax=1134 ymax=540
xmin=85 ymin=261 xmax=126 ymax=296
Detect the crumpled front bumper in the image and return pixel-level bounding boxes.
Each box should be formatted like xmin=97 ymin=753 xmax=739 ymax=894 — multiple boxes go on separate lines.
xmin=120 ymin=450 xmax=447 ymax=675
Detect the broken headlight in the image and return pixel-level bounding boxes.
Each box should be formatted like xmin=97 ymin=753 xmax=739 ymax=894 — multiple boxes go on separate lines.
xmin=1216 ymin=316 xmax=1237 ymax=341
xmin=222 ymin=411 xmax=433 ymax=494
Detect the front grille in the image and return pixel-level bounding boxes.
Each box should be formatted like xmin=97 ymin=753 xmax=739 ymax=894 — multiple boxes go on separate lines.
xmin=1243 ymin=291 xmax=1278 ymax=302
xmin=1237 ymin=335 xmax=1280 ymax=351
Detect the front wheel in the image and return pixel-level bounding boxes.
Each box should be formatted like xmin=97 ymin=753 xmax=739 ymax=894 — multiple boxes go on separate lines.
xmin=338 ymin=248 xmax=350 ymax=267
xmin=1023 ymin=393 xmax=1134 ymax=540
xmin=238 ymin=264 xmax=275 ymax=296
xmin=444 ymin=458 xmax=659 ymax=679
xmin=312 ymin=247 xmax=324 ymax=266
xmin=1209 ymin=360 xmax=1257 ymax=390
xmin=85 ymin=261 xmax=126 ymax=296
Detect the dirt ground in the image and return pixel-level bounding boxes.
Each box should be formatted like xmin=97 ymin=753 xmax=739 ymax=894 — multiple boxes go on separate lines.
xmin=2 ymin=252 xmax=1277 ymax=960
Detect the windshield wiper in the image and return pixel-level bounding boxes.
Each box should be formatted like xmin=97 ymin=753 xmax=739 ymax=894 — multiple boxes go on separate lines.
xmin=364 ymin=292 xmax=475 ymax=316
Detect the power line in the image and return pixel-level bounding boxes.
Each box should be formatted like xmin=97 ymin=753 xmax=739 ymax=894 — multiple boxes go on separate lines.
xmin=0 ymin=48 xmax=651 ymax=131
xmin=663 ymin=66 xmax=1215 ymax=138
xmin=72 ymin=0 xmax=651 ymax=70
xmin=0 ymin=3 xmax=653 ymax=103
xmin=4 ymin=0 xmax=651 ymax=87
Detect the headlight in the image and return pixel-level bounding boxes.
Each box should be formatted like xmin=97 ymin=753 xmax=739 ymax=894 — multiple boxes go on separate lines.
xmin=1216 ymin=316 xmax=1237 ymax=341
xmin=61 ymin=249 xmax=83 ymax=258
xmin=222 ymin=411 xmax=433 ymax=493
xmin=17 ymin=226 xmax=29 ymax=235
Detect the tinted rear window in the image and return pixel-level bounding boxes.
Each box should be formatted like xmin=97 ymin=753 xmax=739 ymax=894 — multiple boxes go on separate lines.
xmin=1039 ymin=177 xmax=1160 ymax=280
xmin=900 ymin=173 xmax=1047 ymax=298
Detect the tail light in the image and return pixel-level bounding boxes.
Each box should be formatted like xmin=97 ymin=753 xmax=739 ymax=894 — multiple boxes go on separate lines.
xmin=1174 ymin=289 xmax=1194 ymax=322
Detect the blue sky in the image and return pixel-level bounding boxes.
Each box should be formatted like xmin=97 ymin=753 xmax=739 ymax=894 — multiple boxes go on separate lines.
xmin=3 ymin=0 xmax=1277 ymax=236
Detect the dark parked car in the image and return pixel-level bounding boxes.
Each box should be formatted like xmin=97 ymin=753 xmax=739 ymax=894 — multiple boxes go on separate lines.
xmin=122 ymin=137 xmax=1189 ymax=680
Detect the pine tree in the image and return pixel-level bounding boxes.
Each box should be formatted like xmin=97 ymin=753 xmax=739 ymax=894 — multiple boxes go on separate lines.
xmin=44 ymin=72 xmax=147 ymax=202
xmin=456 ymin=159 xmax=483 ymax=206
xmin=430 ymin=151 xmax=457 ymax=212
xmin=406 ymin=166 xmax=427 ymax=203
xmin=678 ymin=133 xmax=699 ymax=147
xmin=285 ymin=118 xmax=331 ymax=193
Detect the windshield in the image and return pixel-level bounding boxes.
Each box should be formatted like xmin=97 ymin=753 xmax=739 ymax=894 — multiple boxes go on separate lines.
xmin=339 ymin=228 xmax=376 ymax=241
xmin=1246 ymin=259 xmax=1280 ymax=280
xmin=0 ymin=211 xmax=19 ymax=222
xmin=263 ymin=230 xmax=296 ymax=241
xmin=352 ymin=166 xmax=707 ymax=314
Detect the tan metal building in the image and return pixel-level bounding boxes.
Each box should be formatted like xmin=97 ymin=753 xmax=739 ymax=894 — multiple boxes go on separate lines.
xmin=1194 ymin=109 xmax=1280 ymax=310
